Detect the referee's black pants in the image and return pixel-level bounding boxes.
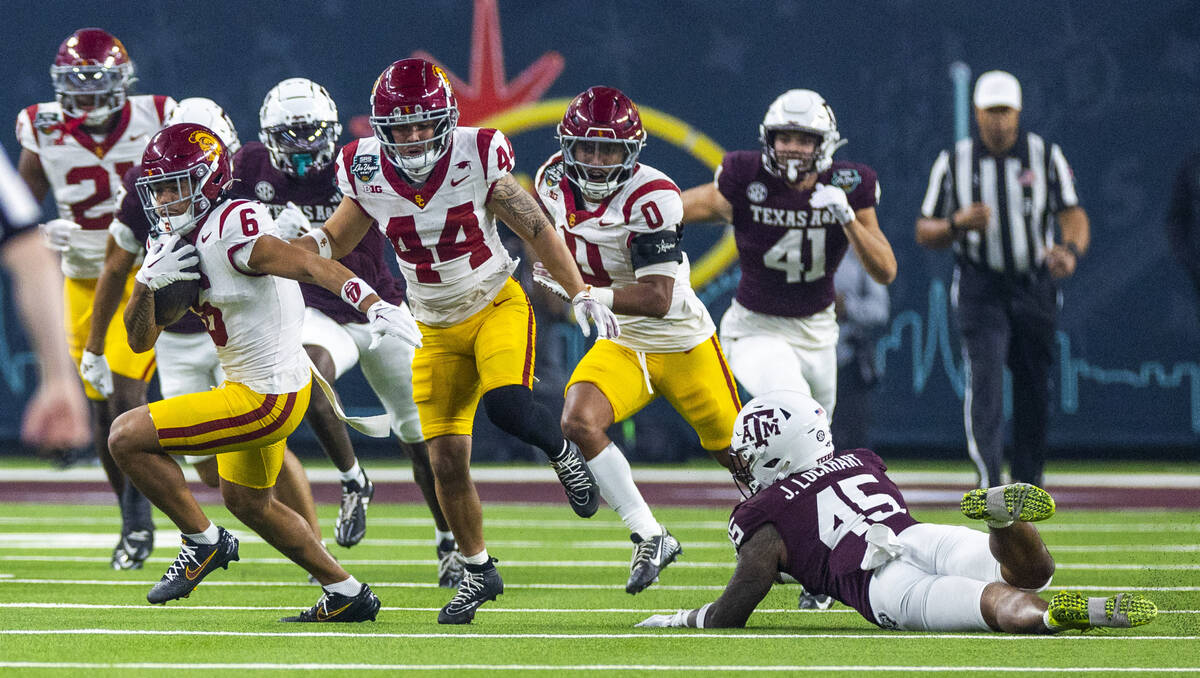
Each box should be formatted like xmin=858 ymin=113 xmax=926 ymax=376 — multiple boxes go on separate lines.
xmin=954 ymin=265 xmax=1057 ymax=489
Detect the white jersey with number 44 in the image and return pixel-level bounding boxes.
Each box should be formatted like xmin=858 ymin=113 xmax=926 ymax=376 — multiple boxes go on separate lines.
xmin=335 ymin=127 xmax=518 ymax=327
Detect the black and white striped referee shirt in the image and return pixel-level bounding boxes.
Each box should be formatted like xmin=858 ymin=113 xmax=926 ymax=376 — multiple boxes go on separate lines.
xmin=920 ymin=131 xmax=1079 ymax=276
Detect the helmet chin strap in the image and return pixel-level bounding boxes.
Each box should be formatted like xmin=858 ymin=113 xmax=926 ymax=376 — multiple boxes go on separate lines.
xmin=785 ymin=159 xmax=804 ymax=183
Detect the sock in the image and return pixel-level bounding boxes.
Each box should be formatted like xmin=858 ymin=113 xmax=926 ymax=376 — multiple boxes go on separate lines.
xmin=463 ymin=548 xmax=490 ymax=566
xmin=435 ymin=529 xmax=455 ymax=546
xmin=338 ymin=461 xmax=365 ymax=486
xmin=1042 ymin=609 xmax=1058 ymax=631
xmin=588 ymin=442 xmax=661 ymax=539
xmin=120 ymin=483 xmax=154 ymax=532
xmin=184 ymin=522 xmax=219 ymax=545
xmin=323 ymin=575 xmax=362 ymax=597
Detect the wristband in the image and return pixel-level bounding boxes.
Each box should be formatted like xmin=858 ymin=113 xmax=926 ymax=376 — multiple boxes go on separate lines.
xmin=948 ymin=217 xmax=963 ymax=234
xmin=303 ymin=228 xmax=333 ymax=258
xmin=585 ymin=285 xmax=614 ymax=309
xmin=1064 ymin=242 xmax=1082 ymax=259
xmin=340 ymin=277 xmax=377 ymax=308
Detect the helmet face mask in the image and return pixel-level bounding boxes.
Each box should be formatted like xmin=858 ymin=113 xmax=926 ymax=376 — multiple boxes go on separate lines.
xmin=759 ymin=89 xmax=846 ymax=182
xmin=51 ymin=28 xmax=134 ymax=126
xmin=259 ymin=78 xmax=341 ymax=178
xmin=558 ymin=86 xmax=645 ymax=201
xmin=369 ymin=60 xmax=458 ymax=178
xmin=729 ymin=390 xmax=835 ymax=497
xmin=135 ymin=123 xmax=233 ymax=237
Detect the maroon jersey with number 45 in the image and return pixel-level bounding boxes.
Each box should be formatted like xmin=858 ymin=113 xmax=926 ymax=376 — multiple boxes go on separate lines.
xmin=727 ymin=449 xmax=916 ymax=621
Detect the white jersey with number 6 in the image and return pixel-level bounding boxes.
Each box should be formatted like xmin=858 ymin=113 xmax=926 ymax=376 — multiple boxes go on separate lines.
xmin=335 ymin=127 xmax=518 ymax=327
xmin=187 ymin=198 xmax=309 ymax=394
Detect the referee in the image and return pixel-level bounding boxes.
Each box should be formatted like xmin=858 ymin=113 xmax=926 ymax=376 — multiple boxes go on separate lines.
xmin=916 ymin=70 xmax=1090 ymax=489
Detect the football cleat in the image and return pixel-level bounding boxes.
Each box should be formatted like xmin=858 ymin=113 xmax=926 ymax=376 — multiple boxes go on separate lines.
xmin=626 ymin=527 xmax=682 ymax=595
xmin=438 ymin=560 xmax=504 ymax=624
xmin=798 ymin=590 xmax=835 ymax=610
xmin=111 ymin=528 xmax=154 ymax=570
xmin=280 ymin=583 xmax=381 ymax=622
xmin=1046 ymin=591 xmax=1157 ymax=631
xmin=961 ymin=483 xmax=1055 ymax=527
xmin=147 ymin=527 xmax=239 ymax=604
xmin=335 ymin=473 xmax=375 ymax=547
xmin=548 ymin=440 xmax=600 ymax=518
xmin=437 ymin=538 xmax=465 ymax=588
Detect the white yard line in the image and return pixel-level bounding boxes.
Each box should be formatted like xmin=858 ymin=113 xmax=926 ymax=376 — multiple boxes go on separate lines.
xmin=0 ymin=663 xmax=1196 ymax=673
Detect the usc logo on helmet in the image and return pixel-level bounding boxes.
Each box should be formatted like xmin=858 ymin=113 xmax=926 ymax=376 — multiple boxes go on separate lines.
xmin=188 ymin=130 xmax=222 ymax=161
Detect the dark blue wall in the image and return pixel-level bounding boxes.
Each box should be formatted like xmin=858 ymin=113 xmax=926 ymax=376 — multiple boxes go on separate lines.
xmin=3 ymin=1 xmax=1198 ymax=456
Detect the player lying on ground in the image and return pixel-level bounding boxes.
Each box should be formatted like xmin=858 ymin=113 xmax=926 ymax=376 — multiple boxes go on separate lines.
xmin=637 ymin=390 xmax=1158 ymax=633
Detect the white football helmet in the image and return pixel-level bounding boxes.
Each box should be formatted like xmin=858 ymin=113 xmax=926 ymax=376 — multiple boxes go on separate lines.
xmin=165 ymin=98 xmax=240 ymax=154
xmin=730 ymin=390 xmax=835 ymax=495
xmin=759 ymin=89 xmax=847 ymax=180
xmin=259 ymin=77 xmax=341 ymax=178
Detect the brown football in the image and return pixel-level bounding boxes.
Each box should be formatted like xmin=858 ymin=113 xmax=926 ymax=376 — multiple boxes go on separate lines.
xmin=152 ymin=237 xmax=200 ymax=326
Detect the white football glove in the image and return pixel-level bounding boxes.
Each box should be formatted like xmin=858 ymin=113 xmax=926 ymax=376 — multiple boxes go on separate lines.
xmin=136 ymin=235 xmax=200 ymax=292
xmin=273 ymin=201 xmax=312 ymax=241
xmin=571 ymin=288 xmax=620 ymax=340
xmin=810 ymin=183 xmax=855 ymax=226
xmin=636 ymin=610 xmax=690 ymax=628
xmin=366 ymin=300 xmax=422 ymax=349
xmin=79 ymin=350 xmax=113 ymax=398
xmin=39 ymin=218 xmax=80 ymax=252
xmin=531 ymin=262 xmax=569 ymax=301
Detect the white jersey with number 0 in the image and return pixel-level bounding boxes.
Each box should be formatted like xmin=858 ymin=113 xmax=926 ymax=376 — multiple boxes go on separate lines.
xmin=533 ymin=153 xmax=714 ymax=352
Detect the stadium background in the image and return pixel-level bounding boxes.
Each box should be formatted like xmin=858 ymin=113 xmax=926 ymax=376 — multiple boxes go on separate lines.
xmin=1 ymin=0 xmax=1197 ymax=462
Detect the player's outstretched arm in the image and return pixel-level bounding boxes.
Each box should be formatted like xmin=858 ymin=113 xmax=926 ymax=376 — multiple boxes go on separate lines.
xmin=86 ymin=238 xmax=138 ymax=355
xmin=636 ymin=523 xmax=782 ymax=629
xmin=290 ymin=197 xmax=373 ymax=260
xmin=680 ymin=182 xmax=733 ymax=224
xmin=489 ymin=174 xmax=586 ymax=298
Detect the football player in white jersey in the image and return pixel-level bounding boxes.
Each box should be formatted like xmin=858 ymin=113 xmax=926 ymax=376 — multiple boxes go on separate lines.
xmin=14 ymin=28 xmax=176 ymax=569
xmin=251 ymin=79 xmax=459 ymax=582
xmin=292 ymin=58 xmax=618 ymax=624
xmin=87 ymin=98 xmax=328 ymax=560
xmin=106 ymin=122 xmax=421 ymax=622
xmin=532 ymin=87 xmax=742 ymax=594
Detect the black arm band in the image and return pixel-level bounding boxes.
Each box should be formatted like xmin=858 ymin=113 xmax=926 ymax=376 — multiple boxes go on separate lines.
xmin=630 ymin=228 xmax=683 ymax=270
xmin=1065 ymin=241 xmax=1082 ymax=259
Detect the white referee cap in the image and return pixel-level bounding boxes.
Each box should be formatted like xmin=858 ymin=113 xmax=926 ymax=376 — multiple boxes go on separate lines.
xmin=973 ymin=70 xmax=1022 ymax=110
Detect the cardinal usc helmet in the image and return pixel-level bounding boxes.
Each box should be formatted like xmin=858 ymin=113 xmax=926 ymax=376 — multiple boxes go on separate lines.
xmin=135 ymin=123 xmax=234 ymax=237
xmin=259 ymin=78 xmax=341 ymax=178
xmin=51 ymin=28 xmax=134 ymax=126
xmin=557 ymin=86 xmax=646 ymax=201
xmin=730 ymin=390 xmax=835 ymax=496
xmin=166 ymin=98 xmax=241 ymax=155
xmin=369 ymin=58 xmax=458 ymax=178
xmin=759 ymin=89 xmax=847 ymax=181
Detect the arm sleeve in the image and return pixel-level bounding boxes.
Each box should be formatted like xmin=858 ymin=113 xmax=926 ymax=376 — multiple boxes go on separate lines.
xmin=479 ymin=128 xmax=516 ymax=186
xmin=715 ymin=153 xmax=743 ymax=203
xmin=225 ymin=202 xmax=275 ymax=274
xmin=14 ymin=108 xmax=40 ymax=153
xmin=626 ymin=188 xmax=684 ymax=277
xmin=919 ymin=150 xmax=953 ymax=218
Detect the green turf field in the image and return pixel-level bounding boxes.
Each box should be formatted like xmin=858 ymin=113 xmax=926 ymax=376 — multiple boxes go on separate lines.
xmin=0 ymin=500 xmax=1196 ymax=676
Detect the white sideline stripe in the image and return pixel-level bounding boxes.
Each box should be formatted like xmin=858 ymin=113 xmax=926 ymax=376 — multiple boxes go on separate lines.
xmin=3 ymin=531 xmax=1200 ymax=554
xmin=7 ymin=465 xmax=1199 ymax=487
xmin=1 ymin=664 xmax=1198 ymax=673
xmin=1 ymin=516 xmax=1198 ymax=534
xmin=2 ymin=578 xmax=1198 ymax=592
xmin=2 ymin=554 xmax=1199 ymax=571
xmin=0 ymin=602 xmax=854 ymax=613
xmin=1 ymin=629 xmax=1195 ymax=641
xmin=3 ymin=602 xmax=1196 ymax=615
